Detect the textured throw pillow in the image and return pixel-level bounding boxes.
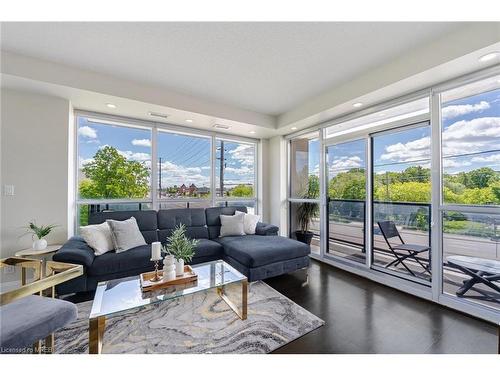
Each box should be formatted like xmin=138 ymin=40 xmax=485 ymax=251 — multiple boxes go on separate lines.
xmin=106 ymin=216 xmax=146 ymax=253
xmin=237 ymin=211 xmax=261 ymax=235
xmin=219 ymin=211 xmax=246 ymax=237
xmin=80 ymin=222 xmax=114 ymax=256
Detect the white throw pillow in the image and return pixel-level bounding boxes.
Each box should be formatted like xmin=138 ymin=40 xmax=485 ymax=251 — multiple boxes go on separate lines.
xmin=106 ymin=216 xmax=147 ymax=253
xmin=219 ymin=211 xmax=246 ymax=237
xmin=237 ymin=211 xmax=261 ymax=235
xmin=80 ymin=222 xmax=115 ymax=256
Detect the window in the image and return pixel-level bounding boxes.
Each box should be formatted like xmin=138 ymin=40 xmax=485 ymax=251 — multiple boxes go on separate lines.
xmin=441 ymin=75 xmax=500 ymax=206
xmin=77 ymin=116 xmax=152 ymax=226
xmin=372 ymin=123 xmax=431 ymax=282
xmin=75 ymin=114 xmax=259 ymax=228
xmin=215 ymin=139 xmax=256 ymax=199
xmin=440 ymin=75 xmax=500 ymax=312
xmin=157 ymin=131 xmax=211 ymax=200
xmin=326 ymin=139 xmax=366 ymax=263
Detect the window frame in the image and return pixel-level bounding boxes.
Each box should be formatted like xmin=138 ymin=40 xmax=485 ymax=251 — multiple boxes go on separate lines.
xmin=74 ymin=110 xmax=259 ymax=229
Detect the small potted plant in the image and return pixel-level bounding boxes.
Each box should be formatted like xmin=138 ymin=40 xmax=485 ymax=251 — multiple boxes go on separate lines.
xmin=165 ymin=224 xmax=198 ymax=276
xmin=23 ymin=221 xmax=58 ymax=250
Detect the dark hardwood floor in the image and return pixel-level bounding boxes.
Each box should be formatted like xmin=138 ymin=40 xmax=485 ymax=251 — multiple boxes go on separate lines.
xmin=64 ymin=258 xmax=498 ymax=354
xmin=265 ymin=259 xmax=498 ymax=354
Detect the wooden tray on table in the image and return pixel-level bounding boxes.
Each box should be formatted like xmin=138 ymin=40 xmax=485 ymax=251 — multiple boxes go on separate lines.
xmin=140 ymin=265 xmax=197 ymax=292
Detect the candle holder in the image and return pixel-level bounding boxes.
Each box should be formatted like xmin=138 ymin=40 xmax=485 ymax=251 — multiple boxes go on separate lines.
xmin=149 ymin=258 xmax=162 ymax=282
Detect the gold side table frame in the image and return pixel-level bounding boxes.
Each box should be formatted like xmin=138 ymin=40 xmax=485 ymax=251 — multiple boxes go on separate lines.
xmin=1 ymin=257 xmax=83 ymax=353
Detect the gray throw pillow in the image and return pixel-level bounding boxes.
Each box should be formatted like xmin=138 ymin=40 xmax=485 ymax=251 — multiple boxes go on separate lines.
xmin=106 ymin=216 xmax=146 ymax=253
xmin=219 ymin=211 xmax=246 ymax=237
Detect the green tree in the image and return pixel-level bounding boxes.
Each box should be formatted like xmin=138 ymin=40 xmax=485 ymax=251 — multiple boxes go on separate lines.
xmin=375 ymin=181 xmax=431 ymax=203
xmin=79 ymin=146 xmax=150 ymax=199
xmin=456 ymin=167 xmax=499 ymax=189
xmin=400 ymin=166 xmax=430 ymax=183
xmin=306 ymin=175 xmax=320 ymax=199
xmin=328 ymin=169 xmax=365 ymax=200
xmin=228 ymin=184 xmax=254 ymax=197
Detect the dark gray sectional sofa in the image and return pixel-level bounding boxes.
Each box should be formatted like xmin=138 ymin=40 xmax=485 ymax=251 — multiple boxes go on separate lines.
xmin=54 ymin=206 xmax=310 ymax=295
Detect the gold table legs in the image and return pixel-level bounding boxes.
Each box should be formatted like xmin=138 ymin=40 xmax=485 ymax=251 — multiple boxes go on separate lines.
xmin=217 ymin=279 xmax=248 ymax=320
xmin=89 ymin=316 xmax=106 ymax=354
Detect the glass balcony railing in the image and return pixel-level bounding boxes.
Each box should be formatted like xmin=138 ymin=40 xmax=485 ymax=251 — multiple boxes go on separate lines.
xmin=326 ymin=199 xmax=499 ymax=309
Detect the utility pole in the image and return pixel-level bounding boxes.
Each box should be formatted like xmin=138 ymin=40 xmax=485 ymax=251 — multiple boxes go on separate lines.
xmin=158 ymin=157 xmax=162 ymax=197
xmin=219 ymin=141 xmax=224 ymax=197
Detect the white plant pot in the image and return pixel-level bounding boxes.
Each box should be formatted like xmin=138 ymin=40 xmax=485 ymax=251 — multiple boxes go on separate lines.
xmin=175 ymin=258 xmax=185 ymax=277
xmin=163 ymin=255 xmax=175 ymax=267
xmin=32 ymin=239 xmax=47 ymax=251
xmin=162 ymin=266 xmax=176 ymax=281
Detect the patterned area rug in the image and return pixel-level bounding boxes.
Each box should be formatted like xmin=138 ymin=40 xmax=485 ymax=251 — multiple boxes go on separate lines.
xmin=55 ymin=281 xmax=324 ymax=354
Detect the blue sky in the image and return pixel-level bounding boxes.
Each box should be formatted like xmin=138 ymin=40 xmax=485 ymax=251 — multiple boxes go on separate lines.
xmin=78 ymin=117 xmax=255 ymax=191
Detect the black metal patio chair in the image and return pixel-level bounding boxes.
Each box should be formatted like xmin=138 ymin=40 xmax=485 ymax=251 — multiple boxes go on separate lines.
xmin=377 ymin=220 xmax=431 ymax=278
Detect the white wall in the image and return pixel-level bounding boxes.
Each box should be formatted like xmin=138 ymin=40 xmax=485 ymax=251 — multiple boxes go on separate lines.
xmin=268 ymin=135 xmax=288 ymax=236
xmin=1 ymin=89 xmax=71 ymax=257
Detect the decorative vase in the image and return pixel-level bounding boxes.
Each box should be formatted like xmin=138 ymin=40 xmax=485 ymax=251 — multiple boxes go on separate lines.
xmin=163 ymin=255 xmax=176 ymax=281
xmin=32 ymin=238 xmax=47 ymax=251
xmin=175 ymin=258 xmax=185 ymax=277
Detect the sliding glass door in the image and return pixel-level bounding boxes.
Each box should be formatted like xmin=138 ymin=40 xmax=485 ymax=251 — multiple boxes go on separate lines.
xmin=371 ymin=123 xmax=432 ymax=284
xmin=288 ymin=67 xmax=499 ymax=322
xmin=326 ymin=139 xmax=366 ymax=263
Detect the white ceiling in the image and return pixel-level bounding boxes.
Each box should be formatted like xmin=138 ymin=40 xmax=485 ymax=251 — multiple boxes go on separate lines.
xmin=0 ymin=22 xmax=465 ymax=116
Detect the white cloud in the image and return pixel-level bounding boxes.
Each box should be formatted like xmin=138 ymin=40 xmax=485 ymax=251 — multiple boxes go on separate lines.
xmin=117 ymin=150 xmax=151 ymax=162
xmin=378 ymin=116 xmax=500 ymax=168
xmin=442 ymin=159 xmax=471 ymax=168
xmin=442 ymin=101 xmax=490 ymax=120
xmin=225 ymin=166 xmax=254 ymax=176
xmin=380 ymin=136 xmax=431 ymax=163
xmin=328 ymin=156 xmax=362 ymax=176
xmin=78 ymin=156 xmax=93 ymax=168
xmin=228 ymin=144 xmax=254 ymax=166
xmin=470 ymin=154 xmax=500 ymax=163
xmin=442 ymin=117 xmax=500 ymax=156
xmin=159 ymin=160 xmax=210 ymax=186
xmin=78 ymin=126 xmax=97 ymax=139
xmin=131 ymin=139 xmax=151 ymax=147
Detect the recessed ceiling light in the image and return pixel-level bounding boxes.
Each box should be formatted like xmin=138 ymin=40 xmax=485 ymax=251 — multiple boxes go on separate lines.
xmin=106 ymin=103 xmax=116 ymax=109
xmin=148 ymin=111 xmax=169 ymax=119
xmin=353 ymin=102 xmax=363 ymax=108
xmin=478 ymin=52 xmax=500 ymax=63
xmin=249 ymin=131 xmax=256 ymax=134
xmin=185 ymin=119 xmax=193 ymax=123
xmin=291 ymin=127 xmax=297 ymax=130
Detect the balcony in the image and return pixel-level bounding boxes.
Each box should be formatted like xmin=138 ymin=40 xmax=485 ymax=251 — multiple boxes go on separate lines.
xmin=324 ymin=199 xmax=499 ymax=310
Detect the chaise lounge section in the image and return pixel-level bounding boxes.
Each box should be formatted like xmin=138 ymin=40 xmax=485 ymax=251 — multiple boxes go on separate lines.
xmin=54 ymin=206 xmax=310 ymax=295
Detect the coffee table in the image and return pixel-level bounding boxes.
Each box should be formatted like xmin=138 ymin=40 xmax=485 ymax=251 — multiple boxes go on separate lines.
xmin=88 ymin=260 xmax=248 ymax=354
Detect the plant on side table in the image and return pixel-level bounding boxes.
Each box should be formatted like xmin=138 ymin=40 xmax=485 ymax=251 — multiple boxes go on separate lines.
xmin=164 ymin=224 xmax=198 ymax=276
xmin=23 ymin=221 xmax=58 ymax=250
